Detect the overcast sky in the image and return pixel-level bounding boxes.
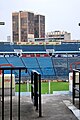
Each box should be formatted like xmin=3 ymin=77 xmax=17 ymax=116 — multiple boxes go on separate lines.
xmin=0 ymin=0 xmax=80 ymax=41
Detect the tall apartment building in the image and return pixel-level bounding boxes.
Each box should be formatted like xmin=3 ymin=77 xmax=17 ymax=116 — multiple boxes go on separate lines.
xmin=12 ymin=11 xmax=45 ymax=42
xmin=46 ymin=31 xmax=71 ymax=41
xmin=34 ymin=14 xmax=45 ymax=38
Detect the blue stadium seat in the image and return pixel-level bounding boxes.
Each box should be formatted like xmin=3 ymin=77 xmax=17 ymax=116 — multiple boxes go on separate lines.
xmin=20 ymin=45 xmax=46 ymax=51
xmin=0 ymin=57 xmax=8 ymax=64
xmin=37 ymin=57 xmax=55 ymax=76
xmin=6 ymin=56 xmax=24 ymax=67
xmin=21 ymin=57 xmax=39 ymax=68
xmin=0 ymin=44 xmax=14 ymax=52
xmin=37 ymin=57 xmax=53 ymax=68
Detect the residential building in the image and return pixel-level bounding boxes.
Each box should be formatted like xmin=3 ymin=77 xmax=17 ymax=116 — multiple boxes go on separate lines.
xmin=12 ymin=11 xmax=45 ymax=43
xmin=34 ymin=14 xmax=45 ymax=38
xmin=12 ymin=11 xmax=34 ymax=42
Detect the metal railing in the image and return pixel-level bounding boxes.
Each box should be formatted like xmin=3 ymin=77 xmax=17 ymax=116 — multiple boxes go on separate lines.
xmin=31 ymin=70 xmax=42 ymax=117
xmin=73 ymin=69 xmax=80 ymax=109
xmin=0 ymin=66 xmax=27 ymax=120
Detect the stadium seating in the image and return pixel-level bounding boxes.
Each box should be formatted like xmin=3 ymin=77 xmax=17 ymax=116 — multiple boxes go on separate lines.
xmin=5 ymin=56 xmax=29 ymax=77
xmin=21 ymin=57 xmax=39 ymax=68
xmin=0 ymin=44 xmax=14 ymax=52
xmin=55 ymin=44 xmax=79 ymax=51
xmin=6 ymin=56 xmax=24 ymax=67
xmin=46 ymin=45 xmax=55 ymax=49
xmin=37 ymin=57 xmax=53 ymax=67
xmin=20 ymin=45 xmax=46 ymax=51
xmin=0 ymin=42 xmax=80 ymax=79
xmin=37 ymin=57 xmax=55 ymax=77
xmin=12 ymin=45 xmax=21 ymax=50
xmin=0 ymin=43 xmax=80 ymax=52
xmin=20 ymin=57 xmax=55 ymax=78
xmin=0 ymin=57 xmax=8 ymax=64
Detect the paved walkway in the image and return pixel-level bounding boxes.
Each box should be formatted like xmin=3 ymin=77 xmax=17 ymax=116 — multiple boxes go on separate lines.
xmin=0 ymin=94 xmax=79 ymax=120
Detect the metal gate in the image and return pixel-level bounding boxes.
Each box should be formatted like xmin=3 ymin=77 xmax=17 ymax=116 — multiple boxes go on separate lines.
xmin=31 ymin=70 xmax=42 ymax=117
xmin=0 ymin=66 xmax=27 ymax=120
xmin=73 ymin=69 xmax=80 ymax=109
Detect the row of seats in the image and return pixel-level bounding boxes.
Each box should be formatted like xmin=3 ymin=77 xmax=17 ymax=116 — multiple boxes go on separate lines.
xmin=0 ymin=57 xmax=55 ymax=78
xmin=0 ymin=56 xmax=80 ymax=78
xmin=0 ymin=43 xmax=80 ymax=52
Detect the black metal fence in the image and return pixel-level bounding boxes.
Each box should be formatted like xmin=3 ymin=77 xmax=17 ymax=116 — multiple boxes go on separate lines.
xmin=31 ymin=70 xmax=42 ymax=117
xmin=73 ymin=69 xmax=80 ymax=109
xmin=0 ymin=66 xmax=27 ymax=120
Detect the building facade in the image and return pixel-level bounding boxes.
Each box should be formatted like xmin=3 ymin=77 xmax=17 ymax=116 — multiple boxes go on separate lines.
xmin=12 ymin=11 xmax=45 ymax=43
xmin=46 ymin=31 xmax=71 ymax=41
xmin=34 ymin=14 xmax=45 ymax=38
xmin=12 ymin=12 xmax=19 ymax=42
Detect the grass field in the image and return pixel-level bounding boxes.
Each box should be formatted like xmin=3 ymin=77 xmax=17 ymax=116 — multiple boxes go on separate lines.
xmin=15 ymin=81 xmax=69 ymax=94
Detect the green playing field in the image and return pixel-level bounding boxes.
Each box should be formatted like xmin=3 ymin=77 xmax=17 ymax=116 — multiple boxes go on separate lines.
xmin=15 ymin=81 xmax=69 ymax=94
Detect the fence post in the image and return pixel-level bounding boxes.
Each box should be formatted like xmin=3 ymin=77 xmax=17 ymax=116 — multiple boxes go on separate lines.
xmin=18 ymin=69 xmax=21 ymax=120
xmin=0 ymin=67 xmax=27 ymax=120
xmin=2 ymin=70 xmax=4 ymax=120
xmin=73 ymin=70 xmax=75 ymax=104
xmin=31 ymin=70 xmax=42 ymax=117
xmin=39 ymin=74 xmax=42 ymax=117
xmin=10 ymin=69 xmax=12 ymax=120
xmin=31 ymin=71 xmax=33 ymax=100
xmin=79 ymin=71 xmax=80 ymax=109
xmin=34 ymin=72 xmax=38 ymax=110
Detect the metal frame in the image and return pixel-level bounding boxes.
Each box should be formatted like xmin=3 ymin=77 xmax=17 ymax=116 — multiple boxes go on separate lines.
xmin=31 ymin=70 xmax=42 ymax=117
xmin=73 ymin=69 xmax=80 ymax=109
xmin=0 ymin=67 xmax=27 ymax=120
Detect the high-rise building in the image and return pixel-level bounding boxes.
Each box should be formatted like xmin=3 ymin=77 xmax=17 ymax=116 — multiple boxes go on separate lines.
xmin=12 ymin=11 xmax=45 ymax=43
xmin=34 ymin=14 xmax=45 ymax=38
xmin=12 ymin=11 xmax=34 ymax=42
xmin=12 ymin=12 xmax=19 ymax=42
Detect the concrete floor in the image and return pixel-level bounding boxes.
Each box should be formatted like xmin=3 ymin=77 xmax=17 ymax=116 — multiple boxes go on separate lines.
xmin=0 ymin=94 xmax=79 ymax=120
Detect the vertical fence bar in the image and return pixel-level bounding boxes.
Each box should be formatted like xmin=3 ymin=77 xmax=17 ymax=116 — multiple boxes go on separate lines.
xmin=0 ymin=67 xmax=27 ymax=120
xmin=31 ymin=71 xmax=33 ymax=100
xmin=31 ymin=70 xmax=42 ymax=117
xmin=39 ymin=74 xmax=41 ymax=117
xmin=79 ymin=71 xmax=80 ymax=109
xmin=2 ymin=70 xmax=4 ymax=120
xmin=34 ymin=72 xmax=38 ymax=110
xmin=18 ymin=69 xmax=21 ymax=120
xmin=34 ymin=72 xmax=36 ymax=106
xmin=73 ymin=70 xmax=75 ymax=104
xmin=35 ymin=73 xmax=38 ymax=110
xmin=10 ymin=69 xmax=12 ymax=120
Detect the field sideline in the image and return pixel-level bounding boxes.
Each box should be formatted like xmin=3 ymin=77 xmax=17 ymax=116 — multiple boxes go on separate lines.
xmin=15 ymin=81 xmax=69 ymax=94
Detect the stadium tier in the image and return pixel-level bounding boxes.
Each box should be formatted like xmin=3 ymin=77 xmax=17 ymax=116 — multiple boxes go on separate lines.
xmin=1 ymin=55 xmax=80 ymax=80
xmin=55 ymin=43 xmax=79 ymax=51
xmin=21 ymin=57 xmax=39 ymax=68
xmin=0 ymin=42 xmax=80 ymax=80
xmin=6 ymin=56 xmax=24 ymax=67
xmin=0 ymin=42 xmax=80 ymax=52
xmin=0 ymin=57 xmax=8 ymax=64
